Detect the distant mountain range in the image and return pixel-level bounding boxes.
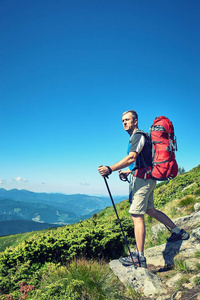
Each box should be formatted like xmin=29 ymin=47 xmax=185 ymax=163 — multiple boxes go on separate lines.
xmin=0 ymin=220 xmax=60 ymax=236
xmin=0 ymin=188 xmax=127 ymax=236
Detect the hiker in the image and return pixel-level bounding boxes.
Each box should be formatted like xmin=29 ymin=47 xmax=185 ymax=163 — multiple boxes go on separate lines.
xmin=98 ymin=110 xmax=189 ymax=268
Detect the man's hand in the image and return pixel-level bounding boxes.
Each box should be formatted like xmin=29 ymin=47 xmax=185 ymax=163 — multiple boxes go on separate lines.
xmin=119 ymin=169 xmax=131 ymax=181
xmin=98 ymin=165 xmax=111 ymax=177
xmin=98 ymin=152 xmax=136 ymax=178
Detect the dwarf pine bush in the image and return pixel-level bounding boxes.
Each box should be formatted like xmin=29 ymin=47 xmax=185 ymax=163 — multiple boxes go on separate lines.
xmin=25 ymin=259 xmax=133 ymax=300
xmin=178 ymin=196 xmax=195 ymax=207
xmin=194 ymin=187 xmax=200 ymax=197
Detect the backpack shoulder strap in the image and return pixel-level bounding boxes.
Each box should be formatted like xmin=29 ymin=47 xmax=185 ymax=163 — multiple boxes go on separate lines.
xmin=134 ymin=130 xmax=151 ymax=142
xmin=131 ymin=130 xmax=153 ymax=179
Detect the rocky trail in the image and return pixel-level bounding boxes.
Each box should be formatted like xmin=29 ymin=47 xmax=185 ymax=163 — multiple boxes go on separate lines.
xmin=109 ymin=210 xmax=200 ymax=299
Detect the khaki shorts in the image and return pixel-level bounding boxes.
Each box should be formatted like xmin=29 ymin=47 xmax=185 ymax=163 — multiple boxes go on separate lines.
xmin=128 ymin=175 xmax=156 ymax=215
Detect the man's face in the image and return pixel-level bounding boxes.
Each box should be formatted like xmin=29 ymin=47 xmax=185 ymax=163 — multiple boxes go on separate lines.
xmin=122 ymin=112 xmax=137 ymax=134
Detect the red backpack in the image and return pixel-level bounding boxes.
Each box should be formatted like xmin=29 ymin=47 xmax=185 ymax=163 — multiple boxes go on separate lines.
xmin=150 ymin=116 xmax=178 ymax=181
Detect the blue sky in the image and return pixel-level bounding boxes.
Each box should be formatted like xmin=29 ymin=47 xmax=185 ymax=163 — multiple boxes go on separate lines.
xmin=0 ymin=0 xmax=200 ymax=195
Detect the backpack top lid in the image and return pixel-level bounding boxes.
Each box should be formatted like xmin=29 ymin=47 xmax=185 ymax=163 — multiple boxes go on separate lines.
xmin=151 ymin=116 xmax=174 ymax=135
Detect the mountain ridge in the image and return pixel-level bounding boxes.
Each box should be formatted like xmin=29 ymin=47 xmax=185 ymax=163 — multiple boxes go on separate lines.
xmin=0 ymin=188 xmax=127 ymax=236
xmin=0 ymin=220 xmax=59 ymax=236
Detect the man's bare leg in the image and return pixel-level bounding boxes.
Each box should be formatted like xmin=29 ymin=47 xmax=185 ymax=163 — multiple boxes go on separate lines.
xmin=131 ymin=214 xmax=145 ymax=253
xmin=146 ymin=207 xmax=176 ymax=229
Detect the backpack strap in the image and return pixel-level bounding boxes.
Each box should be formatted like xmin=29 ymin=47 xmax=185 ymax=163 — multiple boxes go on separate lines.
xmin=137 ymin=154 xmax=153 ymax=180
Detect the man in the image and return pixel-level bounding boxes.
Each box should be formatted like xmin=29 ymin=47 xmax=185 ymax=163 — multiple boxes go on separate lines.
xmin=98 ymin=110 xmax=189 ymax=268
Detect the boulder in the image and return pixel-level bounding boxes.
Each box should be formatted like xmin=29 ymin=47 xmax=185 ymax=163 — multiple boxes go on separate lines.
xmin=165 ymin=272 xmax=183 ymax=287
xmin=194 ymin=202 xmax=200 ymax=212
xmin=145 ymin=227 xmax=200 ymax=267
xmin=109 ymin=259 xmax=167 ymax=298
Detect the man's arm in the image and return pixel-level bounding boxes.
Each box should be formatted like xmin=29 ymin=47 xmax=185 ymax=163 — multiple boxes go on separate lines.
xmin=98 ymin=151 xmax=138 ymax=177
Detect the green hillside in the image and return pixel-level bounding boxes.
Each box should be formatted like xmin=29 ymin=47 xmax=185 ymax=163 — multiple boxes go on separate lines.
xmin=0 ymin=227 xmax=59 ymax=253
xmin=0 ymin=165 xmax=199 ymax=299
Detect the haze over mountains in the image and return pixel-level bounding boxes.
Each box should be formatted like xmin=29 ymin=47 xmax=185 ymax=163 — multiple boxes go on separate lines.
xmin=0 ymin=188 xmax=127 ymax=236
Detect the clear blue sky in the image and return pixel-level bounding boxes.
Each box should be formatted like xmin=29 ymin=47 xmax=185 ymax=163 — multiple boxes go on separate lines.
xmin=0 ymin=0 xmax=200 ymax=195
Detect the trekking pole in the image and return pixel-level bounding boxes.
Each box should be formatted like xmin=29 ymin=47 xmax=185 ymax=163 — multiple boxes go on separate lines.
xmin=103 ymin=176 xmax=136 ymax=267
xmin=165 ymin=224 xmax=172 ymax=233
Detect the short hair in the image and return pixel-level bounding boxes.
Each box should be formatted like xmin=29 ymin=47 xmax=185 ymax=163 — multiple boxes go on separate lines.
xmin=122 ymin=110 xmax=138 ymax=121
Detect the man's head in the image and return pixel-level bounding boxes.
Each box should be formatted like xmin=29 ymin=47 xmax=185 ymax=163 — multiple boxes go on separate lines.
xmin=122 ymin=110 xmax=138 ymax=135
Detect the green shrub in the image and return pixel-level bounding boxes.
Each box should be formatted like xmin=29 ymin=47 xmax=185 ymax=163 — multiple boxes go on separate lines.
xmin=194 ymin=187 xmax=200 ymax=197
xmin=147 ymin=215 xmax=153 ymax=223
xmin=178 ymin=196 xmax=195 ymax=207
xmin=153 ymin=165 xmax=200 ymax=207
xmin=27 ymin=259 xmax=134 ymax=300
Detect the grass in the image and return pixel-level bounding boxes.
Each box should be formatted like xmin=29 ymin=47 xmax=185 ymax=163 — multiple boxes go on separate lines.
xmin=0 ymin=232 xmax=36 ymax=252
xmin=172 ymin=259 xmax=190 ymax=290
xmin=174 ymin=259 xmax=190 ymax=273
xmin=145 ymin=224 xmax=170 ymax=249
xmin=22 ymin=258 xmax=142 ymax=300
xmin=194 ymin=187 xmax=200 ymax=197
xmin=0 ymin=227 xmax=58 ymax=253
xmin=194 ymin=275 xmax=200 ymax=284
xmin=178 ymin=196 xmax=195 ymax=207
xmin=176 ymin=275 xmax=190 ymax=289
xmin=195 ymin=251 xmax=200 ymax=258
xmin=196 ymin=263 xmax=200 ymax=271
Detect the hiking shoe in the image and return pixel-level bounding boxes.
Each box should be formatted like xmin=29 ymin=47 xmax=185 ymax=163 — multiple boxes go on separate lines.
xmin=119 ymin=253 xmax=147 ymax=268
xmin=138 ymin=256 xmax=147 ymax=268
xmin=167 ymin=229 xmax=190 ymax=243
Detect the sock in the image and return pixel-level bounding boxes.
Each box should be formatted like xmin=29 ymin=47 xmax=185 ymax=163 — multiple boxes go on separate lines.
xmin=132 ymin=249 xmax=139 ymax=256
xmin=139 ymin=252 xmax=144 ymax=258
xmin=172 ymin=227 xmax=181 ymax=234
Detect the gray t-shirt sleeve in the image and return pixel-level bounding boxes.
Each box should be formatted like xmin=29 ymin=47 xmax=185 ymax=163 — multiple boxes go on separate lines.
xmin=129 ymin=133 xmax=145 ymax=154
